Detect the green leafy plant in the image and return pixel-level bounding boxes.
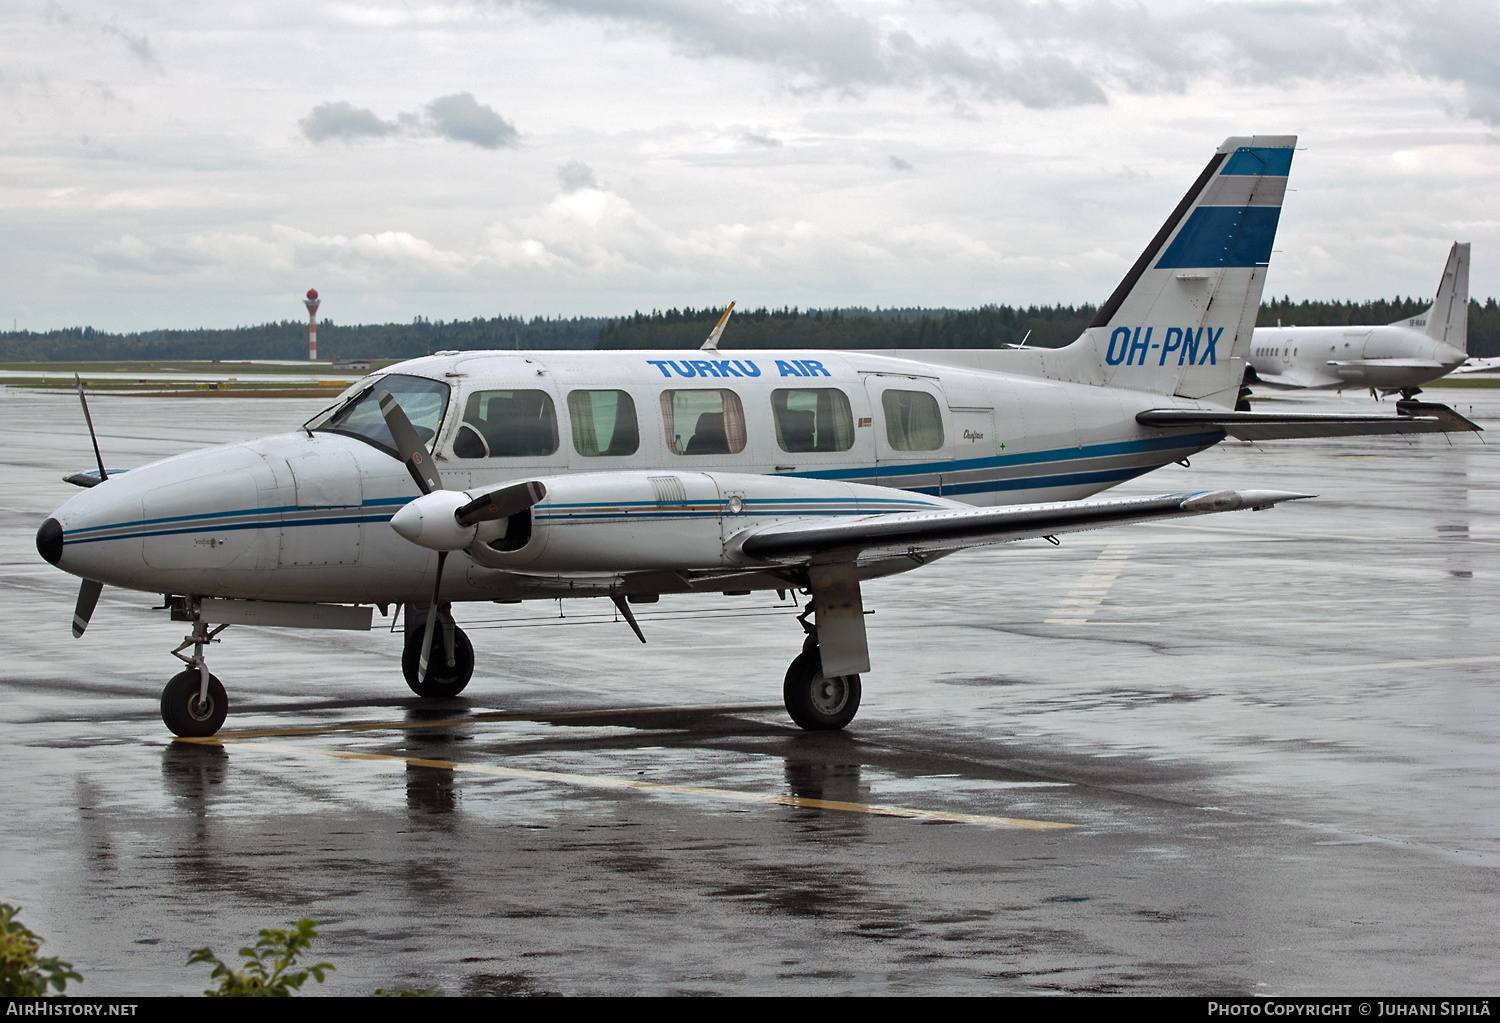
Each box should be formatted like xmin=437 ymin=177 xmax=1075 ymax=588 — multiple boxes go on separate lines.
xmin=0 ymin=903 xmax=82 ymax=996
xmin=188 ymin=917 xmax=334 ymax=997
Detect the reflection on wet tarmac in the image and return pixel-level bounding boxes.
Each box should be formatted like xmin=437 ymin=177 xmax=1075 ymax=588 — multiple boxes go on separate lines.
xmin=161 ymin=741 xmax=229 ymax=811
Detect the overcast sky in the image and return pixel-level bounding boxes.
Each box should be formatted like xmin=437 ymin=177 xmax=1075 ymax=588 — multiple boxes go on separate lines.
xmin=4 ymin=1 xmax=1498 ymax=331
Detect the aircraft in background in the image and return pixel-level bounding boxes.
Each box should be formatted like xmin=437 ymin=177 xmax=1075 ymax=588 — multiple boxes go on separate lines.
xmin=1246 ymin=242 xmax=1470 ymax=399
xmin=36 ymin=135 xmax=1481 ymax=739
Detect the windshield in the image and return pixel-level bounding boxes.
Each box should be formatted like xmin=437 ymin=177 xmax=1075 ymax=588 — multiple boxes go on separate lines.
xmin=315 ymin=373 xmax=451 ymax=456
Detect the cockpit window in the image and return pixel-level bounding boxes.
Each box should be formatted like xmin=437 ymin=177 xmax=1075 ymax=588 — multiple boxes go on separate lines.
xmin=452 ymin=389 xmax=560 ymax=459
xmin=315 ymin=373 xmax=450 ymax=456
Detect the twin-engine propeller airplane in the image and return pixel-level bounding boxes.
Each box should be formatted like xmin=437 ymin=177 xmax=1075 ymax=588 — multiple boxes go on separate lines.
xmin=1246 ymin=242 xmax=1472 ymax=398
xmin=36 ymin=135 xmax=1481 ymax=739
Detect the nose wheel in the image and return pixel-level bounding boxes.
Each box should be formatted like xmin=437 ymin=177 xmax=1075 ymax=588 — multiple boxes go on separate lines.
xmin=161 ymin=669 xmax=227 ymax=738
xmin=162 ymin=617 xmax=230 ymax=737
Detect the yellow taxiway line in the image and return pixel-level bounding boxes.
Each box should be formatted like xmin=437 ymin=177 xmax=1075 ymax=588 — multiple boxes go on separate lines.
xmin=185 ymin=736 xmax=1075 ymax=831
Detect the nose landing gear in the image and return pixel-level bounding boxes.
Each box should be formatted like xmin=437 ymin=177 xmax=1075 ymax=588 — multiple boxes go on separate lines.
xmin=162 ymin=617 xmax=229 ymax=738
xmin=783 ymin=599 xmax=861 ymax=731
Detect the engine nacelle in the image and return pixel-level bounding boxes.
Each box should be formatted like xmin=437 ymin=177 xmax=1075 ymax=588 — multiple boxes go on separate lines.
xmin=461 ymin=470 xmax=948 ymax=573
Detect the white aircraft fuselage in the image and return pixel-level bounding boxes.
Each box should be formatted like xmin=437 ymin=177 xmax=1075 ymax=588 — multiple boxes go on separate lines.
xmin=44 ymin=347 xmax=1226 ymax=606
xmin=1248 ymin=323 xmax=1465 ymax=391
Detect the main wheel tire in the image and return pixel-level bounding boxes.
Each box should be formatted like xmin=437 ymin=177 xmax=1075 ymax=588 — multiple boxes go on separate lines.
xmin=783 ymin=649 xmax=861 ymax=731
xmin=402 ymin=624 xmax=475 ymax=698
xmin=161 ymin=669 xmax=228 ymax=738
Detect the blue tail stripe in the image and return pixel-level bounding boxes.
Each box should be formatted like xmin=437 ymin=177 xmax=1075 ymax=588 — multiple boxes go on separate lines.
xmin=1155 ymin=206 xmax=1281 ymax=269
xmin=1221 ymin=147 xmax=1294 ymax=176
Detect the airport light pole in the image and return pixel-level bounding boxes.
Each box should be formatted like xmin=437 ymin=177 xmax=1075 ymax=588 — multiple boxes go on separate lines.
xmin=303 ymin=288 xmax=320 ymax=361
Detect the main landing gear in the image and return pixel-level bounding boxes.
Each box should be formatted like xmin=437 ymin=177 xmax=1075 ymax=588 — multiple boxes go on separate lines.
xmin=782 ymin=600 xmax=861 ymax=731
xmin=161 ymin=617 xmax=229 ymax=738
xmin=401 ymin=602 xmax=474 ymax=698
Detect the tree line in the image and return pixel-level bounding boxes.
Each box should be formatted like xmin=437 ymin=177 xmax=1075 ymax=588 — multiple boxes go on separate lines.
xmin=5 ymin=298 xmax=1499 ymax=361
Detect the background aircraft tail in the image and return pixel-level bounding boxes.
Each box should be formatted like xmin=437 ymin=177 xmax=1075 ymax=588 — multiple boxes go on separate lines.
xmin=1055 ymin=135 xmax=1296 ymax=406
xmin=1395 ymin=242 xmax=1469 ymax=352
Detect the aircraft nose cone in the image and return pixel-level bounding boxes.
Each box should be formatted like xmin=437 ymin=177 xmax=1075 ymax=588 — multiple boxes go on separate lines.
xmin=36 ymin=517 xmax=63 ymax=565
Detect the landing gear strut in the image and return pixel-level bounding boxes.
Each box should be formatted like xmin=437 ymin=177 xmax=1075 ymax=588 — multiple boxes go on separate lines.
xmin=162 ymin=615 xmax=229 ymax=737
xmin=402 ymin=602 xmax=474 ymax=698
xmin=782 ymin=599 xmax=861 ymax=731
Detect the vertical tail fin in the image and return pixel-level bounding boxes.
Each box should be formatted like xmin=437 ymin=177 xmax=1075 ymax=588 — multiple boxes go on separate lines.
xmin=1398 ymin=242 xmax=1469 ymax=352
xmin=1064 ymin=135 xmax=1295 ymax=406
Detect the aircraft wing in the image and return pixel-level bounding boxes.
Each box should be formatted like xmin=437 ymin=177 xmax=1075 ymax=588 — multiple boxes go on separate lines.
xmin=1452 ymin=357 xmax=1500 ymax=375
xmin=1137 ymin=400 xmax=1481 ymax=441
xmin=737 ymin=489 xmax=1308 ymax=565
xmin=1326 ymin=359 xmax=1449 ymax=370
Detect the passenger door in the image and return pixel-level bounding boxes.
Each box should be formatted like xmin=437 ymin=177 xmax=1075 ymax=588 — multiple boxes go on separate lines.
xmin=863 ymin=376 xmax=954 ymax=494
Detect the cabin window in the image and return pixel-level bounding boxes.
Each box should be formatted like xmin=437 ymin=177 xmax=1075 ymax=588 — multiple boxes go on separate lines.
xmin=771 ymin=388 xmax=854 ymax=453
xmin=881 ymin=389 xmax=944 ymax=451
xmin=452 ymin=389 xmax=559 ymax=459
xmin=568 ymin=389 xmax=640 ymax=457
xmin=660 ymin=389 xmax=746 ymax=455
xmin=316 ymin=373 xmax=450 ymax=457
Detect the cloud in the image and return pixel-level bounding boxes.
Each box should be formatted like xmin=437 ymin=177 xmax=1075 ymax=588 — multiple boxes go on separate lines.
xmin=557 ymin=160 xmax=600 ymax=192
xmin=44 ymin=1 xmax=163 ymax=72
xmin=888 ymin=155 xmax=913 ymax=171
xmin=503 ymin=0 xmax=1109 ymax=108
xmin=502 ymin=0 xmax=1500 ymax=123
xmin=742 ymin=132 xmax=782 ymax=147
xmin=423 ymin=92 xmax=519 ymax=148
xmin=299 ymin=101 xmax=398 ymax=142
xmin=300 ymin=93 xmax=520 ymax=147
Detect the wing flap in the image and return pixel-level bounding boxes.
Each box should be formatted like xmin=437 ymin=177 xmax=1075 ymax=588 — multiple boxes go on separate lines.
xmin=1137 ymin=400 xmax=1481 ymax=440
xmin=737 ymin=489 xmax=1309 ymax=564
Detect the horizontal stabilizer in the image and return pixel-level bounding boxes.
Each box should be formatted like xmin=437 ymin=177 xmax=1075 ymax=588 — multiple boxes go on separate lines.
xmin=1137 ymin=400 xmax=1481 ymax=441
xmin=739 ymin=489 xmax=1310 ymax=564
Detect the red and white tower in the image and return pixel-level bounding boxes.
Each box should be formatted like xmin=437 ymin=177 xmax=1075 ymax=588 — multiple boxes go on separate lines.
xmin=303 ymin=288 xmax=321 ymax=361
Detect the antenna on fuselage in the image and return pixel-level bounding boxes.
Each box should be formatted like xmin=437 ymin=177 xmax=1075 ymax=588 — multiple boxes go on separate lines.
xmin=700 ymin=302 xmax=736 ymax=351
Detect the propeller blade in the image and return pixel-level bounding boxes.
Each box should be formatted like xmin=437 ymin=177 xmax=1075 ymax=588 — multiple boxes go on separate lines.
xmin=74 ymin=374 xmax=108 ymax=482
xmin=72 ymin=579 xmax=102 ymax=638
xmin=417 ymin=551 xmax=447 ymax=685
xmin=377 ymin=390 xmax=441 ymax=495
xmin=454 ymin=481 xmax=547 ymax=527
